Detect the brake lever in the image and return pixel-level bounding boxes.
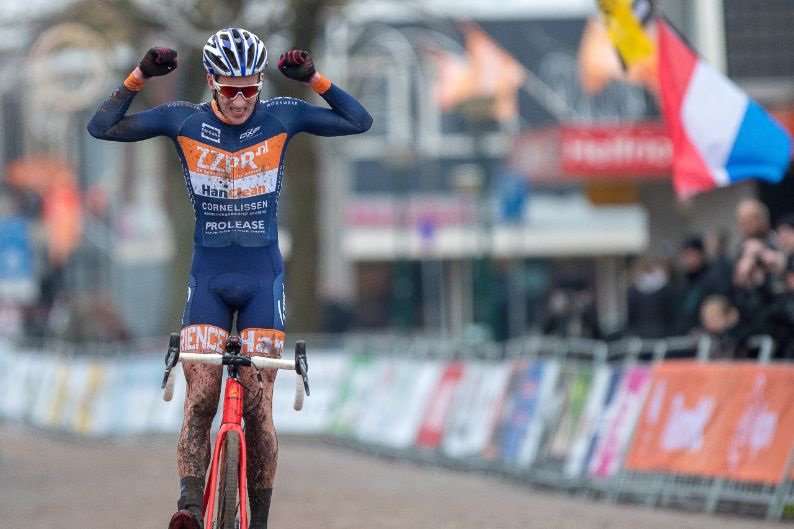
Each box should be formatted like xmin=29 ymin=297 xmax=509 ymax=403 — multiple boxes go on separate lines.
xmin=294 ymin=340 xmax=310 ymax=396
xmin=161 ymin=333 xmax=180 ymax=389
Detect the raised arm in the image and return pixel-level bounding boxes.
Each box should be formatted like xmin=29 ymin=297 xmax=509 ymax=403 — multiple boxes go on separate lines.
xmin=87 ymin=48 xmax=188 ymax=141
xmin=277 ymin=50 xmax=373 ymax=136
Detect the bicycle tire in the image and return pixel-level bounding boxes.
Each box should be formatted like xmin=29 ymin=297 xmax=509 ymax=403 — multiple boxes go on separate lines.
xmin=217 ymin=430 xmax=240 ymax=529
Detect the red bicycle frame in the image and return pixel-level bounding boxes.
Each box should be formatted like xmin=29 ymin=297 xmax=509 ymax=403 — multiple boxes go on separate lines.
xmin=203 ymin=376 xmax=248 ymax=529
xmin=161 ymin=334 xmax=309 ymax=529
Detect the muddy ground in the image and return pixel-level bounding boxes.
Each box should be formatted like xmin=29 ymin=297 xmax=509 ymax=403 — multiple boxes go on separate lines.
xmin=1 ymin=425 xmax=784 ymax=529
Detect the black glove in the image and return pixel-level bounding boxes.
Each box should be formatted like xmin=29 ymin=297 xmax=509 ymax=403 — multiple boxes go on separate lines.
xmin=278 ymin=50 xmax=316 ymax=82
xmin=139 ymin=47 xmax=178 ymax=78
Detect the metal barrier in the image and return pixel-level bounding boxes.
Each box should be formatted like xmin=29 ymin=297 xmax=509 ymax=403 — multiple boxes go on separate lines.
xmin=3 ymin=331 xmax=792 ymax=521
xmin=482 ymin=333 xmax=792 ymax=520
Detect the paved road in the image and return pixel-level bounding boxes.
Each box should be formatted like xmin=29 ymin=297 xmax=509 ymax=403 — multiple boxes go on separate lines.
xmin=1 ymin=425 xmax=784 ymax=529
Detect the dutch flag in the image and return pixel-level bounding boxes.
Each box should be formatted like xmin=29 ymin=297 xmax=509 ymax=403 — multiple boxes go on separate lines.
xmin=657 ymin=19 xmax=792 ymax=198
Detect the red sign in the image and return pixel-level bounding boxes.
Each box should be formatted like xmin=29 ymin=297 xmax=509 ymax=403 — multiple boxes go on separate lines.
xmin=509 ymin=122 xmax=672 ymax=181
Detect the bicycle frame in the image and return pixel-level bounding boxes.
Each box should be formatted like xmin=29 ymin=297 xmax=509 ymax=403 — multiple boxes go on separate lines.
xmin=204 ymin=372 xmax=248 ymax=529
xmin=161 ymin=334 xmax=309 ymax=529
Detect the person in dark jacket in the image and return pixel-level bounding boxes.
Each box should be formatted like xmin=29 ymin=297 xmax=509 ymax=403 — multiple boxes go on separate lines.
xmin=760 ymin=254 xmax=794 ymax=360
xmin=671 ymin=234 xmax=733 ymax=336
xmin=626 ymin=255 xmax=676 ymax=338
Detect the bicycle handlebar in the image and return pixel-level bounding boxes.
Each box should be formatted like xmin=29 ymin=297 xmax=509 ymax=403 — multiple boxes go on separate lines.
xmin=163 ymin=367 xmax=178 ymax=402
xmin=176 ymin=353 xmax=298 ymax=371
xmin=161 ymin=335 xmax=309 ymax=411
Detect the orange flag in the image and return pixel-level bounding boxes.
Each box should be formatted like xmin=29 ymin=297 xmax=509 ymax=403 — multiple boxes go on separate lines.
xmin=434 ymin=22 xmax=526 ymax=121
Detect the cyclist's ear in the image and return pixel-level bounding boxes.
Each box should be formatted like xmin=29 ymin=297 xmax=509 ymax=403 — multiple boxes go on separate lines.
xmin=207 ymin=74 xmax=217 ymax=92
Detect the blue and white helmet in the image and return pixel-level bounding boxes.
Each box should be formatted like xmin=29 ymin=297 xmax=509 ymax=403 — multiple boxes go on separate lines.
xmin=203 ymin=28 xmax=268 ymax=77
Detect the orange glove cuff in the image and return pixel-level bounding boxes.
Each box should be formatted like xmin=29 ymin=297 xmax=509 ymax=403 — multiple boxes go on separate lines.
xmin=307 ymin=74 xmax=331 ymax=94
xmin=123 ymin=69 xmax=146 ymax=91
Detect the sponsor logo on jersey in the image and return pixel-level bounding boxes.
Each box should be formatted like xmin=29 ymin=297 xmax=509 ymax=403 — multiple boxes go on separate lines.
xmin=205 ymin=220 xmax=267 ymax=232
xmin=240 ymin=125 xmax=262 ymax=141
xmin=201 ymin=200 xmax=268 ymax=213
xmin=264 ymin=97 xmax=300 ymax=109
xmin=177 ymin=133 xmax=286 ymax=199
xmin=200 ymin=123 xmax=221 ymax=143
xmin=199 ymin=184 xmax=272 ymax=199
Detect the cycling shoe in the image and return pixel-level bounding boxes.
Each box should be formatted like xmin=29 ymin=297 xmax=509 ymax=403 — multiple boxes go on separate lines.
xmin=168 ymin=508 xmax=204 ymax=529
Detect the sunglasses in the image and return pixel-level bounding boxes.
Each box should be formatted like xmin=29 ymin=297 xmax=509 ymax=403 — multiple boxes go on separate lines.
xmin=213 ymin=81 xmax=262 ymax=100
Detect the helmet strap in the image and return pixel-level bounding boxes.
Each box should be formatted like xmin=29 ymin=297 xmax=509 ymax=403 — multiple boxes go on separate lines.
xmin=211 ymin=90 xmax=229 ymax=120
xmin=209 ymin=75 xmax=230 ymax=119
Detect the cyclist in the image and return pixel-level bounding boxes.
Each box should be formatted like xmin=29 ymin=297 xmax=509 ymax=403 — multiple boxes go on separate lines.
xmin=87 ymin=27 xmax=371 ymax=529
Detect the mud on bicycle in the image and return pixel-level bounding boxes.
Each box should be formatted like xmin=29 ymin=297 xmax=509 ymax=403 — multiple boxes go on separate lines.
xmin=161 ymin=333 xmax=310 ymax=529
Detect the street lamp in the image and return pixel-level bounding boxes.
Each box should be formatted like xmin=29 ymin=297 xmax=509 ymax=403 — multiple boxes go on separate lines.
xmin=455 ymin=95 xmax=499 ymax=344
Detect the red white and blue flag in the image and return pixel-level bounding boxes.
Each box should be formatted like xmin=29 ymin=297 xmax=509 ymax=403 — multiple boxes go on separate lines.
xmin=657 ymin=19 xmax=792 ymax=198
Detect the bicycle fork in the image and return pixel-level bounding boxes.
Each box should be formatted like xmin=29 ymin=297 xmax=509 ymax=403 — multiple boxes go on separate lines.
xmin=203 ymin=376 xmax=248 ymax=529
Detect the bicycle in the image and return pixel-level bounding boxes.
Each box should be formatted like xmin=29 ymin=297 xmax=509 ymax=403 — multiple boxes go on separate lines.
xmin=160 ymin=333 xmax=310 ymax=529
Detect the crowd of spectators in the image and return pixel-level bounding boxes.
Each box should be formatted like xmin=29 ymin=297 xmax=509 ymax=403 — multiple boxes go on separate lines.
xmin=625 ymin=198 xmax=794 ymax=360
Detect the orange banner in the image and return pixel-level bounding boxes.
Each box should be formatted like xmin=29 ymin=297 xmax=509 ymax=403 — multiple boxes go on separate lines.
xmin=721 ymin=366 xmax=794 ymax=482
xmin=626 ymin=361 xmax=794 ymax=484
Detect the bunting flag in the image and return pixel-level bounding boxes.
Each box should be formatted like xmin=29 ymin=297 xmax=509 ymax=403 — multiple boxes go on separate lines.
xmin=592 ymin=0 xmax=658 ymax=92
xmin=598 ymin=0 xmax=655 ymax=64
xmin=657 ymin=19 xmax=792 ymax=198
xmin=433 ymin=22 xmax=526 ymax=121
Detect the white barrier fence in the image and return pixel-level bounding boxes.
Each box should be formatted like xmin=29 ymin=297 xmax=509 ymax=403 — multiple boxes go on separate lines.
xmin=0 ymin=335 xmax=792 ymax=521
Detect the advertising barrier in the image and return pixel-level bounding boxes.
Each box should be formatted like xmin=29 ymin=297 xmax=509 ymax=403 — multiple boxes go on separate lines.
xmin=329 ymin=355 xmax=379 ymax=436
xmin=626 ymin=362 xmax=794 ymax=484
xmin=273 ymin=352 xmax=350 ymax=434
xmin=355 ymin=357 xmax=440 ymax=447
xmin=587 ymin=365 xmax=651 ymax=478
xmin=564 ymin=364 xmax=612 ymax=478
xmin=543 ymin=365 xmax=594 ymax=460
xmin=416 ymin=362 xmax=465 ymax=449
xmin=0 ymin=337 xmax=792 ymax=520
xmin=441 ymin=361 xmax=512 ymax=459
xmin=485 ymin=360 xmax=556 ymax=466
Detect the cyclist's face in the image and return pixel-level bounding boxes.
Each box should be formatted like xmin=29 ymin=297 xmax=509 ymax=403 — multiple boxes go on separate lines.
xmin=209 ymin=73 xmax=262 ymax=125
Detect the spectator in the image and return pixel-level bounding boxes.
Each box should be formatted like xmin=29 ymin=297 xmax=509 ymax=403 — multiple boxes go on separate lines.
xmin=698 ymin=294 xmax=750 ymax=359
xmin=705 ymin=228 xmax=734 ymax=294
xmin=775 ymin=213 xmax=794 ymax=258
xmin=731 ymin=237 xmax=785 ymax=357
xmin=735 ymin=198 xmax=777 ymax=249
xmin=671 ymin=234 xmax=732 ymax=336
xmin=626 ymin=255 xmax=676 ymax=338
xmin=541 ymin=279 xmax=600 ymax=339
xmin=50 ymin=289 xmax=132 ymax=343
xmin=763 ymin=254 xmax=794 ymax=360
xmin=733 ymin=237 xmax=784 ymax=292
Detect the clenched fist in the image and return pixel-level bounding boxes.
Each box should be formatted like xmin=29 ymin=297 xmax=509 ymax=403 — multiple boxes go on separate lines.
xmin=278 ymin=50 xmax=316 ymax=82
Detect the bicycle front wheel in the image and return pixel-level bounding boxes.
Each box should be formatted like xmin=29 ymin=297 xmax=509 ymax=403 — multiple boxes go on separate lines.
xmin=217 ymin=430 xmax=240 ymax=529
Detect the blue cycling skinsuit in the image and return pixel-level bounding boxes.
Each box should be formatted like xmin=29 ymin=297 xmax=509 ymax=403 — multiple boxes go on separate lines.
xmin=88 ymin=74 xmax=372 ymax=354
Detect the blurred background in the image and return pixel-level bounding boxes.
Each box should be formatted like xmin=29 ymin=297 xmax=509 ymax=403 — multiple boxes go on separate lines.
xmin=0 ymin=0 xmax=791 ymax=348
